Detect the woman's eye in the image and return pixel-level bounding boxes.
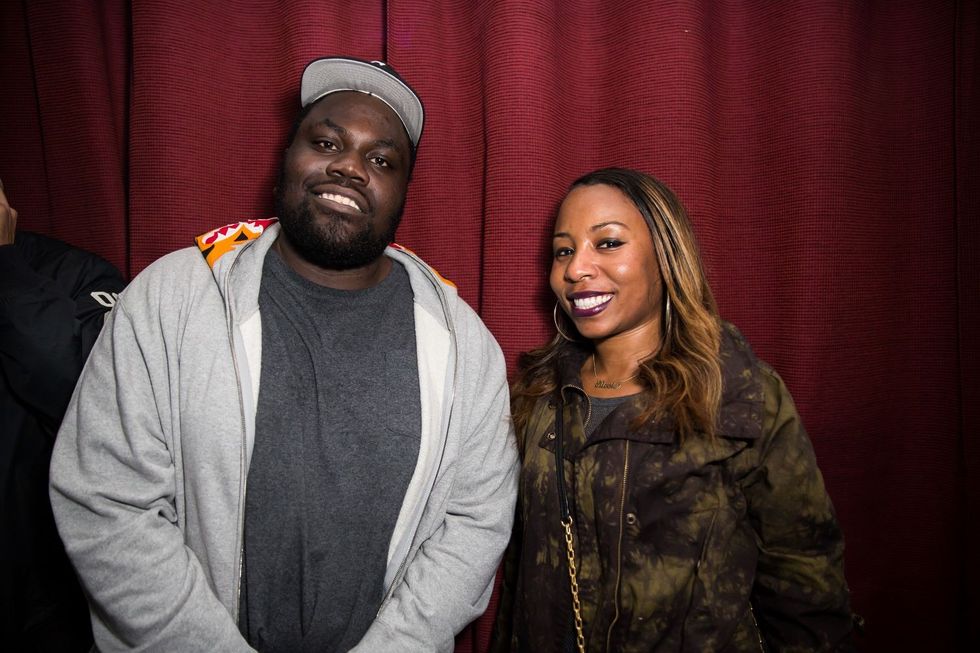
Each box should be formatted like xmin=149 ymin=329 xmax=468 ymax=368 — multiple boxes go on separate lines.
xmin=597 ymin=239 xmax=624 ymax=249
xmin=554 ymin=247 xmax=573 ymax=259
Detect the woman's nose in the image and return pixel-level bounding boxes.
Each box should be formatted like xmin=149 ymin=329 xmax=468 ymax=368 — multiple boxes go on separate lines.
xmin=564 ymin=248 xmax=596 ymax=282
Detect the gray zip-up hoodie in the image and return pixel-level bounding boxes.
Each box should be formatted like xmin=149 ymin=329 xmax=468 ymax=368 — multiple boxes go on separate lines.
xmin=50 ymin=220 xmax=519 ymax=652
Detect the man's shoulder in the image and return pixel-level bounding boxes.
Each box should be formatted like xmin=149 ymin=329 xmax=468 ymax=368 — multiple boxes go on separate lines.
xmin=385 ymin=244 xmax=502 ymax=361
xmin=388 ymin=243 xmax=456 ymax=289
xmin=386 ymin=242 xmax=460 ymax=315
xmin=140 ymin=244 xmax=210 ymax=276
xmin=135 ymin=218 xmax=277 ymax=284
xmin=121 ymin=245 xmax=216 ymax=308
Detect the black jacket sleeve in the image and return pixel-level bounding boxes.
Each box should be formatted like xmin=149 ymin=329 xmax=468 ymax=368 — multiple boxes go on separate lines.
xmin=0 ymin=233 xmax=126 ymax=432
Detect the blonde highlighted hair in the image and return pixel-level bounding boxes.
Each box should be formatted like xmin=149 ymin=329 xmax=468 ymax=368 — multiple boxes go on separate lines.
xmin=511 ymin=168 xmax=723 ymax=441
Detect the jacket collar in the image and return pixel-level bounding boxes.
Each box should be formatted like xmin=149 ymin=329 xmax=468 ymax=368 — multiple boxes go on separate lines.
xmin=552 ymin=322 xmax=765 ymax=444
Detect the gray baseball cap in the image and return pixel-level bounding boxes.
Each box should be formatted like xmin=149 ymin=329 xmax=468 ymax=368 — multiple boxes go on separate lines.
xmin=300 ymin=57 xmax=424 ymax=147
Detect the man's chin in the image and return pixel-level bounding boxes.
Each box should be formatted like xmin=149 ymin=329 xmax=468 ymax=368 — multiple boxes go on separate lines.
xmin=307 ymin=246 xmax=390 ymax=271
xmin=292 ymin=231 xmax=391 ymax=270
xmin=276 ymin=200 xmax=400 ymax=271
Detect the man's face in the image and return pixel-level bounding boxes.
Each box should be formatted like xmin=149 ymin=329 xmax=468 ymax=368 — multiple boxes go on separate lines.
xmin=275 ymin=91 xmax=413 ymax=270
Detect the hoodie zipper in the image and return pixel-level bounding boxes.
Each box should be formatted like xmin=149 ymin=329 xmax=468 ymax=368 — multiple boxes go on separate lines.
xmin=377 ymin=250 xmax=459 ymax=611
xmin=222 ymin=250 xmax=250 ymax=622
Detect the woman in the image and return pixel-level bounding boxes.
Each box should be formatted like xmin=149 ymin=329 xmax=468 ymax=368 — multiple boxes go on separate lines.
xmin=495 ymin=169 xmax=854 ymax=652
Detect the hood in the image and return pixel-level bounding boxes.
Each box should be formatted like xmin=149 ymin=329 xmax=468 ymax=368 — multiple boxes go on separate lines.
xmin=193 ymin=219 xmax=459 ymax=334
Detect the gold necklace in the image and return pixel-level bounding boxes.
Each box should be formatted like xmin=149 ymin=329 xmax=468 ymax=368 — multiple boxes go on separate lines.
xmin=591 ymin=355 xmax=640 ymax=390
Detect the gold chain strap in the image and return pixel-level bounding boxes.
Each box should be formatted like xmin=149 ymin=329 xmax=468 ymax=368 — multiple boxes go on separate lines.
xmin=561 ymin=517 xmax=586 ymax=653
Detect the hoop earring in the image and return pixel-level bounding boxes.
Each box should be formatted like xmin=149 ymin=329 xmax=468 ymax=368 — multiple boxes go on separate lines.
xmin=664 ymin=294 xmax=673 ymax=337
xmin=553 ymin=303 xmax=576 ymax=341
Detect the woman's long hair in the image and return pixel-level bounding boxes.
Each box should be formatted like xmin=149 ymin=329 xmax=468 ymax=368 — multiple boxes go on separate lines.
xmin=511 ymin=168 xmax=723 ymax=441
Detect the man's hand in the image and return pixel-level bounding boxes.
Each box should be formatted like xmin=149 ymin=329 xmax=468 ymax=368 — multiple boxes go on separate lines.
xmin=0 ymin=179 xmax=17 ymax=245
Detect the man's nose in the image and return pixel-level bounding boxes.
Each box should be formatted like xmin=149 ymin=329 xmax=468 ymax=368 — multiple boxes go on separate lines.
xmin=326 ymin=149 xmax=368 ymax=184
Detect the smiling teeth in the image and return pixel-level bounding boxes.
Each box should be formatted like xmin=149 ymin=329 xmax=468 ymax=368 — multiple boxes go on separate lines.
xmin=573 ymin=294 xmax=613 ymax=310
xmin=318 ymin=192 xmax=360 ymax=211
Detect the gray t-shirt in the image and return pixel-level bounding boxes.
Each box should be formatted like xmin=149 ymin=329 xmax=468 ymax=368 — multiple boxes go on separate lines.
xmin=585 ymin=394 xmax=636 ymax=438
xmin=239 ymin=251 xmax=421 ymax=652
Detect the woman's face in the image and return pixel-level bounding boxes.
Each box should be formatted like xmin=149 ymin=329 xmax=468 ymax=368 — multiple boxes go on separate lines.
xmin=550 ymin=184 xmax=664 ymax=344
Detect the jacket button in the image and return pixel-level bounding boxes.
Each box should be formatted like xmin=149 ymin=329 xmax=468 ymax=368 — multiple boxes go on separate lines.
xmin=625 ymin=512 xmax=638 ymax=526
xmin=547 ymin=432 xmax=556 ymax=440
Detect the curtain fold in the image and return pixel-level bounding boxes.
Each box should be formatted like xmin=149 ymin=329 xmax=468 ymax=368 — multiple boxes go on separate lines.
xmin=955 ymin=0 xmax=979 ymax=646
xmin=0 ymin=1 xmax=974 ymax=650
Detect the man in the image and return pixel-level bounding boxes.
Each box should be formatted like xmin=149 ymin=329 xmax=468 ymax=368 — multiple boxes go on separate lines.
xmin=1 ymin=179 xmax=124 ymax=650
xmin=49 ymin=57 xmax=518 ymax=652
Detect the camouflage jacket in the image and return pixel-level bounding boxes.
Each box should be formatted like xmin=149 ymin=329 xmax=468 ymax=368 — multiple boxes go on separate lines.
xmin=495 ymin=323 xmax=854 ymax=652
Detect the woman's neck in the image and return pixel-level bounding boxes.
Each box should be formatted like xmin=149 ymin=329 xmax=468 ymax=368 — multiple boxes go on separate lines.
xmin=592 ymin=321 xmax=661 ymax=377
xmin=583 ymin=323 xmax=661 ymax=397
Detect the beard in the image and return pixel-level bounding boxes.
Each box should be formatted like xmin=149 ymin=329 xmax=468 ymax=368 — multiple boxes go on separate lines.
xmin=274 ymin=174 xmax=404 ymax=271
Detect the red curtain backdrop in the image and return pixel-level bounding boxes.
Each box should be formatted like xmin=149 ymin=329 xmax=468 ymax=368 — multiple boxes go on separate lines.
xmin=2 ymin=1 xmax=976 ymax=651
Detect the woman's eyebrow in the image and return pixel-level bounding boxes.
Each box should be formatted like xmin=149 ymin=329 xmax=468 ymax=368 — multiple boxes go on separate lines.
xmin=553 ymin=221 xmax=630 ymax=239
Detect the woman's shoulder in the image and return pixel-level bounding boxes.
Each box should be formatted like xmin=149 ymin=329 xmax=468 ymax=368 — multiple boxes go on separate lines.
xmin=719 ymin=320 xmax=787 ymax=384
xmin=719 ymin=320 xmax=794 ymax=391
xmin=717 ymin=321 xmax=808 ymax=451
xmin=716 ymin=320 xmax=795 ymax=442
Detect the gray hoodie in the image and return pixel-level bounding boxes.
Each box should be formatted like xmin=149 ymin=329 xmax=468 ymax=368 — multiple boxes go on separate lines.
xmin=50 ymin=220 xmax=519 ymax=652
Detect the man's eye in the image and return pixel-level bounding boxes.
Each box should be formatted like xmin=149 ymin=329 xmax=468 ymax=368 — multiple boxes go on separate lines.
xmin=313 ymin=139 xmax=338 ymax=151
xmin=370 ymin=156 xmax=390 ymax=168
xmin=597 ymin=239 xmax=624 ymax=249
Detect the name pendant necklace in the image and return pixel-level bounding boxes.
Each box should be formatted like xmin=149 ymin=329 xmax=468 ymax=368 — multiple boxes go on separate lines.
xmin=591 ymin=355 xmax=641 ymax=390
